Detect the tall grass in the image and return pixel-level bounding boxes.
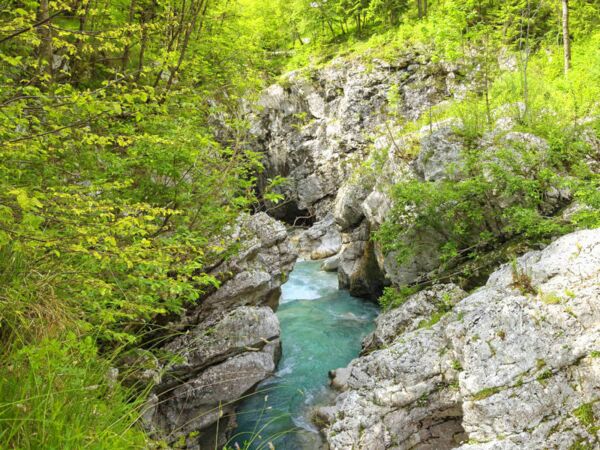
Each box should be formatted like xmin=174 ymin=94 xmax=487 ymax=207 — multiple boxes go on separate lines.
xmin=0 ymin=334 xmax=150 ymax=449
xmin=0 ymin=243 xmax=150 ymax=449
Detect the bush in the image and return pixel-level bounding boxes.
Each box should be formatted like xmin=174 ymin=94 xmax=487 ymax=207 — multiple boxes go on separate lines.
xmin=375 ymin=33 xmax=600 ymax=284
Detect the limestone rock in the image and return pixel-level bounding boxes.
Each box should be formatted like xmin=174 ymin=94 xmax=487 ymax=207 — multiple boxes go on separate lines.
xmin=151 ymin=307 xmax=281 ymax=449
xmin=338 ymin=221 xmax=385 ymax=298
xmin=319 ymin=229 xmax=600 ymax=450
xmin=147 ymin=213 xmax=297 ymax=449
xmin=292 ymin=214 xmax=342 ymax=260
xmin=361 ymin=284 xmax=467 ymax=353
xmin=321 ymin=253 xmax=341 ymax=272
xmin=334 ymin=182 xmax=370 ymax=231
xmin=252 ymin=55 xmax=460 ymax=223
xmin=414 ymin=120 xmax=464 ymax=181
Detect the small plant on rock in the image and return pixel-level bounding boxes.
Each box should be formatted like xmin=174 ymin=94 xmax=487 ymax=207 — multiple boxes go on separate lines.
xmin=510 ymin=259 xmax=536 ymax=295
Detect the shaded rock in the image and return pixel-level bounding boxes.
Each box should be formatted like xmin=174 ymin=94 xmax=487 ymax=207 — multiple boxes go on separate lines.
xmin=381 ymin=230 xmax=443 ymax=287
xmin=187 ymin=213 xmax=297 ymax=323
xmin=151 ymin=307 xmax=281 ymax=449
xmin=334 ymin=182 xmax=370 ymax=231
xmin=338 ymin=221 xmax=386 ymax=298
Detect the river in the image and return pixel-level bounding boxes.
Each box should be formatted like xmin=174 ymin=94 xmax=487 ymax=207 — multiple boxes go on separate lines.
xmin=230 ymin=261 xmax=378 ymax=449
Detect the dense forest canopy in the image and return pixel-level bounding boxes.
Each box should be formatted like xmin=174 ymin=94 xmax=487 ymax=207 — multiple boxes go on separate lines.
xmin=1 ymin=0 xmax=599 ymax=447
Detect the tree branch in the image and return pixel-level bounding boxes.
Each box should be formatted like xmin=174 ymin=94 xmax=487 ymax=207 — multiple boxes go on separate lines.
xmin=0 ymin=10 xmax=64 ymax=44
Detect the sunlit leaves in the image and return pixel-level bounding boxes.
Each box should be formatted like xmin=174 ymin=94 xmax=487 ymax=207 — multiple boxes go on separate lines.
xmin=0 ymin=0 xmax=281 ymax=349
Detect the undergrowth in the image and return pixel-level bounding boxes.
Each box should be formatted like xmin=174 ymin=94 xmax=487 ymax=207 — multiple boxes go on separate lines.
xmin=373 ymin=32 xmax=600 ymax=293
xmin=0 ymin=335 xmax=149 ymax=449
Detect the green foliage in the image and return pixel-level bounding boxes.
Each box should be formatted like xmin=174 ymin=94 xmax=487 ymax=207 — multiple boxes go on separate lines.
xmin=511 ymin=260 xmax=536 ymax=295
xmin=451 ymin=360 xmax=463 ymax=371
xmin=378 ymin=285 xmax=418 ymax=310
xmin=573 ymin=402 xmax=598 ymax=433
xmin=0 ymin=0 xmax=289 ymax=446
xmin=472 ymin=386 xmax=502 ymax=401
xmin=570 ymin=439 xmax=595 ymax=450
xmin=536 ymin=369 xmax=553 ymax=383
xmin=375 ymin=30 xmax=600 ymax=285
xmin=539 ymin=290 xmax=562 ymax=305
xmin=417 ymin=310 xmax=447 ymax=329
xmin=0 ymin=335 xmax=148 ymax=448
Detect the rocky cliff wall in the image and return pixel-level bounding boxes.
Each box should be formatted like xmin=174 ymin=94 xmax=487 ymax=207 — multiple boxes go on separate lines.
xmin=318 ymin=229 xmax=600 ymax=450
xmin=143 ymin=213 xmax=297 ymax=449
xmin=251 ymin=52 xmax=464 ymax=297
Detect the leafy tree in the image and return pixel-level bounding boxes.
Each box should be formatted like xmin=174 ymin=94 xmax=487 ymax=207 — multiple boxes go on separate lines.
xmin=0 ymin=0 xmax=289 ymax=445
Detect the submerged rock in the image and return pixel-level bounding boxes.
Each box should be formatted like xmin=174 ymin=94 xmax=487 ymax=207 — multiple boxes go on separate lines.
xmin=319 ymin=229 xmax=600 ymax=449
xmin=145 ymin=213 xmax=297 ymax=449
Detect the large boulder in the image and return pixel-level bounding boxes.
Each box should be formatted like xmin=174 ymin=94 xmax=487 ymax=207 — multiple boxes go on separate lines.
xmin=290 ymin=213 xmax=342 ymax=260
xmin=146 ymin=213 xmax=297 ymax=449
xmin=148 ymin=307 xmax=281 ymax=449
xmin=318 ymin=229 xmax=600 ymax=450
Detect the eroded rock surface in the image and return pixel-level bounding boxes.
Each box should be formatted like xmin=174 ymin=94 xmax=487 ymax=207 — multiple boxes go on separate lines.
xmin=145 ymin=213 xmax=297 ymax=449
xmin=319 ymin=229 xmax=600 ymax=450
xmin=252 ymin=55 xmax=459 ymax=223
xmin=290 ymin=213 xmax=342 ymax=260
xmin=251 ymin=52 xmax=465 ymax=296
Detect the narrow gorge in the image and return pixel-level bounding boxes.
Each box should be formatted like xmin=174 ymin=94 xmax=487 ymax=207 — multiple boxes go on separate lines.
xmin=2 ymin=2 xmax=599 ymax=449
xmin=142 ymin=53 xmax=599 ymax=449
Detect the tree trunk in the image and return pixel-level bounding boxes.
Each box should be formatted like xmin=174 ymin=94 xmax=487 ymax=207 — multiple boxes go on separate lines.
xmin=417 ymin=0 xmax=422 ymax=19
xmin=163 ymin=0 xmax=209 ymax=97
xmin=562 ymin=0 xmax=571 ymax=74
xmin=121 ymin=0 xmax=137 ymax=72
xmin=135 ymin=25 xmax=148 ymax=82
xmin=154 ymin=0 xmax=187 ymax=88
xmin=37 ymin=0 xmax=54 ymax=77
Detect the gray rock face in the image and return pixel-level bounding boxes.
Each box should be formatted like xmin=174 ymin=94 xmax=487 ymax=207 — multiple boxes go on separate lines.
xmin=252 ymin=54 xmax=460 ymax=224
xmin=362 ymin=284 xmax=467 ymax=353
xmin=251 ymin=53 xmax=466 ymax=297
xmin=319 ymin=229 xmax=600 ymax=450
xmin=290 ymin=214 xmax=342 ymax=260
xmin=146 ymin=213 xmax=297 ymax=449
xmin=338 ymin=221 xmax=385 ymax=298
xmin=414 ymin=120 xmax=465 ymax=181
xmin=334 ymin=182 xmax=371 ymax=231
xmin=149 ymin=307 xmax=281 ymax=449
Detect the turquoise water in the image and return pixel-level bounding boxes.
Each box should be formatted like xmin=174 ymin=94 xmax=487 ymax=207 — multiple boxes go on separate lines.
xmin=230 ymin=261 xmax=379 ymax=449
